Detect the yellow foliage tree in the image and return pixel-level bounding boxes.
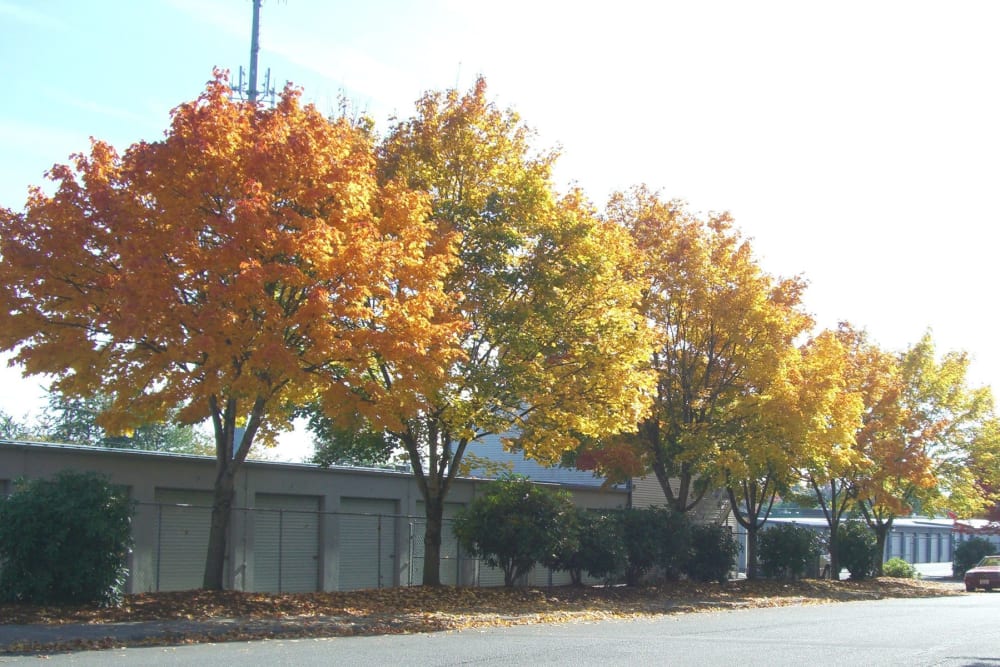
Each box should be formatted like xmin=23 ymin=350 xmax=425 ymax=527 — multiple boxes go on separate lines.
xmin=378 ymin=79 xmax=656 ymax=585
xmin=795 ymin=324 xmax=888 ymax=579
xmin=0 ymin=72 xmax=462 ymax=589
xmin=600 ymin=186 xmax=810 ymax=515
xmin=719 ymin=329 xmax=862 ymax=578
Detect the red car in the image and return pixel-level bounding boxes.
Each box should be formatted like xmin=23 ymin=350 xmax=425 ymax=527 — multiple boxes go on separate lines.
xmin=964 ymin=555 xmax=1000 ymax=591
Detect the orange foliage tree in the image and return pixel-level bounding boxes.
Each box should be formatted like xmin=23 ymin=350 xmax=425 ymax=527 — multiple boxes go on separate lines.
xmin=853 ymin=333 xmax=1000 ymax=573
xmin=0 ymin=72 xmax=461 ymax=590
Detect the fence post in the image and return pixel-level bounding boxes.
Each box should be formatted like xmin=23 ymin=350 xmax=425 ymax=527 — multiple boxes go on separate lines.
xmin=408 ymin=521 xmax=414 ymax=587
xmin=155 ymin=503 xmax=163 ymax=592
xmin=377 ymin=513 xmax=383 ymax=589
xmin=455 ymin=525 xmax=462 ymax=587
xmin=278 ymin=508 xmax=284 ymax=593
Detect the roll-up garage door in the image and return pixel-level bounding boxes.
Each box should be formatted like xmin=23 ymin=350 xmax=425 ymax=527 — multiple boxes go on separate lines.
xmin=253 ymin=493 xmax=321 ymax=593
xmin=338 ymin=498 xmax=397 ymax=591
xmin=532 ymin=564 xmax=572 ymax=587
xmin=154 ymin=488 xmax=213 ymax=591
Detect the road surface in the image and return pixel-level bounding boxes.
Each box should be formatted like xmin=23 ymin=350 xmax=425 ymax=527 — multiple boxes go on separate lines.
xmin=2 ymin=591 xmax=995 ymax=666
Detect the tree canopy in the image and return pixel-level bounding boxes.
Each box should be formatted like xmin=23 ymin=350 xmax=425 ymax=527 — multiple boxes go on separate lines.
xmin=0 ymin=71 xmax=461 ymax=589
xmin=594 ymin=186 xmax=811 ymax=513
xmin=3 ymin=67 xmax=997 ymax=591
xmin=374 ymin=78 xmax=656 ymax=584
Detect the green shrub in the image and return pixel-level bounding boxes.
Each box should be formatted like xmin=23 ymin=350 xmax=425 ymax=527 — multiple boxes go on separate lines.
xmin=617 ymin=506 xmax=692 ymax=585
xmin=453 ymin=475 xmax=577 ymax=586
xmin=619 ymin=507 xmax=664 ymax=586
xmin=686 ymin=523 xmax=739 ymax=583
xmin=838 ymin=521 xmax=879 ymax=580
xmin=953 ymin=537 xmax=997 ymax=578
xmin=757 ymin=523 xmax=822 ymax=580
xmin=882 ymin=557 xmax=918 ymax=578
xmin=0 ymin=471 xmax=134 ymax=605
xmin=656 ymin=507 xmax=692 ymax=581
xmin=554 ymin=509 xmax=625 ymax=585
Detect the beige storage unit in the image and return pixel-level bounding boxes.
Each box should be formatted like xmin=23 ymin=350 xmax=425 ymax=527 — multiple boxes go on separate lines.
xmin=253 ymin=493 xmax=321 ymax=593
xmin=153 ymin=488 xmax=213 ymax=591
xmin=338 ymin=497 xmax=398 ymax=590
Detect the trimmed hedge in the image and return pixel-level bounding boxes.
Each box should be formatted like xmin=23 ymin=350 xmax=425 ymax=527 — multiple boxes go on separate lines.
xmin=686 ymin=523 xmax=739 ymax=583
xmin=757 ymin=523 xmax=821 ymax=580
xmin=453 ymin=475 xmax=577 ymax=587
xmin=838 ymin=521 xmax=879 ymax=580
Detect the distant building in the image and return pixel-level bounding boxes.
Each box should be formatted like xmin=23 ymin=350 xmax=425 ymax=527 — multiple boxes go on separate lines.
xmin=739 ymin=515 xmax=957 ymax=573
xmin=462 ymin=432 xmax=612 ymax=487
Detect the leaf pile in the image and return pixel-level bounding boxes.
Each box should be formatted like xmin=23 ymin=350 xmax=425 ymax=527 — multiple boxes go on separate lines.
xmin=0 ymin=578 xmax=963 ymax=654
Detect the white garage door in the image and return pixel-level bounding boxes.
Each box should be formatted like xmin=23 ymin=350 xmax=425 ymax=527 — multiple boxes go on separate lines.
xmin=154 ymin=488 xmax=213 ymax=591
xmin=338 ymin=498 xmax=398 ymax=591
xmin=253 ymin=493 xmax=321 ymax=593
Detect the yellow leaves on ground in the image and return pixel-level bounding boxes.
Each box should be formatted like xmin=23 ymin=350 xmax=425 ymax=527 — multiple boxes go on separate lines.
xmin=0 ymin=579 xmax=964 ymax=659
xmin=0 ymin=578 xmax=958 ymax=629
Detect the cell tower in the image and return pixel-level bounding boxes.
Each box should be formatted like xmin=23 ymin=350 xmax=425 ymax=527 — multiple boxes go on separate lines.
xmin=231 ymin=0 xmax=277 ymax=106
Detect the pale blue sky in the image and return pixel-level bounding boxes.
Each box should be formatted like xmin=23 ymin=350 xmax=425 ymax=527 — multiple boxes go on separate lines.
xmin=3 ymin=0 xmax=1000 ymax=460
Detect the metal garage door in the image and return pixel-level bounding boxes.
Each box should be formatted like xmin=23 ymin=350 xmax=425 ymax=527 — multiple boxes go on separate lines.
xmin=253 ymin=493 xmax=321 ymax=593
xmin=531 ymin=564 xmax=572 ymax=587
xmin=338 ymin=498 xmax=398 ymax=591
xmin=154 ymin=488 xmax=213 ymax=591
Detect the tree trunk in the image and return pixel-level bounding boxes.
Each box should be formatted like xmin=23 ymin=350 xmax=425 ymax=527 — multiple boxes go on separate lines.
xmin=651 ymin=458 xmax=705 ymax=514
xmin=727 ymin=481 xmax=777 ymax=581
xmin=201 ymin=395 xmax=263 ymax=590
xmin=402 ymin=422 xmax=469 ymax=588
xmin=873 ymin=521 xmax=891 ymax=576
xmin=828 ymin=522 xmax=841 ymax=581
xmin=746 ymin=525 xmax=759 ymax=579
xmin=422 ymin=493 xmax=444 ymax=586
xmin=203 ymin=467 xmax=235 ymax=590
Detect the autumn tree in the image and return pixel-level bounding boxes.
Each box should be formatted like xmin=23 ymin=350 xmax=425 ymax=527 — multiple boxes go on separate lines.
xmin=376 ymin=79 xmax=655 ymax=585
xmin=969 ymin=419 xmax=1000 ymax=522
xmin=721 ymin=330 xmax=862 ymax=578
xmin=898 ymin=334 xmax=999 ymax=515
xmin=0 ymin=71 xmax=461 ymax=590
xmin=795 ymin=324 xmax=895 ymax=579
xmin=597 ymin=186 xmax=809 ymax=516
xmin=843 ymin=332 xmax=924 ymax=573
xmin=853 ymin=333 xmax=1000 ymax=573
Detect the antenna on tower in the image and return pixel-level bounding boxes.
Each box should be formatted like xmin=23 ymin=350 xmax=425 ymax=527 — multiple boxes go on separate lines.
xmin=231 ymin=0 xmax=277 ymax=106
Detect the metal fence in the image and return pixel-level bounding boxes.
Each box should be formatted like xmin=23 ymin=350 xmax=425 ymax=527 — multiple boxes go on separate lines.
xmin=132 ymin=501 xmax=574 ymax=593
xmin=730 ymin=521 xmax=961 ymax=575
